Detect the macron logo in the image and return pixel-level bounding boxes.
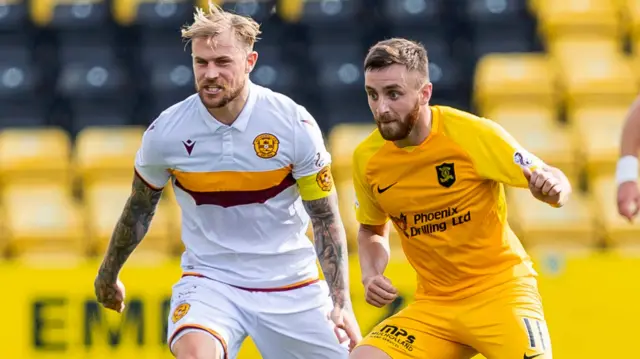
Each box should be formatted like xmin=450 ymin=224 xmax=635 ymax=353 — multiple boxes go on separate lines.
xmin=182 ymin=139 xmax=196 ymax=156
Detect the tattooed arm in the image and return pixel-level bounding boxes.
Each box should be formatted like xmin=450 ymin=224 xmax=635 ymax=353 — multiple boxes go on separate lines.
xmin=303 ymin=192 xmax=351 ymax=310
xmin=94 ymin=173 xmax=163 ymax=312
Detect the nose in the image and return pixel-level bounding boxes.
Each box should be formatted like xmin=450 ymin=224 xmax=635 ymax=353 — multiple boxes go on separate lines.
xmin=205 ymin=63 xmax=219 ymax=79
xmin=377 ymin=99 xmax=390 ymax=115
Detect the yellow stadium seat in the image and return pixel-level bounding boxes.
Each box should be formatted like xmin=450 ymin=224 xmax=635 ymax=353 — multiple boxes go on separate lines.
xmin=536 ymin=0 xmax=620 ymax=44
xmin=473 ymin=53 xmax=557 ymax=115
xmin=113 ymin=0 xmax=205 ymax=25
xmin=507 ymin=187 xmax=596 ymax=249
xmin=556 ymin=51 xmax=637 ymax=112
xmin=624 ymin=0 xmax=640 ymax=45
xmin=74 ymin=126 xmax=145 ymax=188
xmin=571 ymin=106 xmax=628 ymax=181
xmin=30 ymin=0 xmax=105 ymax=26
xmin=0 ymin=127 xmax=72 ymax=188
xmin=84 ymin=181 xmax=175 ymax=260
xmin=327 ymin=123 xmax=376 ymax=181
xmin=591 ymin=176 xmax=640 ymax=248
xmin=2 ymin=184 xmax=84 ymax=257
xmin=494 ymin=116 xmax=579 ymax=187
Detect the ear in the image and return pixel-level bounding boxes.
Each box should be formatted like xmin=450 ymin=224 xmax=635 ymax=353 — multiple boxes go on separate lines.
xmin=246 ymin=51 xmax=258 ymax=73
xmin=419 ymin=82 xmax=433 ymax=106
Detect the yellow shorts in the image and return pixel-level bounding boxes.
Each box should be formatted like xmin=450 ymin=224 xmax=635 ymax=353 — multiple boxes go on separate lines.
xmin=358 ymin=277 xmax=552 ymax=359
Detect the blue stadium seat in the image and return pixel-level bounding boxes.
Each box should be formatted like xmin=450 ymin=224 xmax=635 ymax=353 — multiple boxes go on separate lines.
xmin=0 ymin=0 xmax=29 ymax=32
xmin=221 ymin=0 xmax=276 ymax=23
xmin=113 ymin=0 xmax=192 ymax=28
xmin=30 ymin=0 xmax=110 ymax=30
xmin=251 ymin=44 xmax=296 ymax=97
xmin=301 ymin=0 xmax=364 ymax=45
xmin=56 ymin=44 xmax=133 ymax=133
xmin=380 ymin=0 xmax=444 ymax=30
xmin=0 ymin=46 xmax=46 ymax=127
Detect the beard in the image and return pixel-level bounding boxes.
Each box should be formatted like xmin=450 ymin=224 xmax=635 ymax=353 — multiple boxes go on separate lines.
xmin=375 ymin=100 xmax=420 ymax=141
xmin=196 ymin=77 xmax=244 ymax=109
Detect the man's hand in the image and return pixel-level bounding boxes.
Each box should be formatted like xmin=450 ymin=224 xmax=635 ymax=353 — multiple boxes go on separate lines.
xmin=363 ymin=274 xmax=398 ymax=308
xmin=618 ymin=181 xmax=640 ymax=221
xmin=522 ymin=167 xmax=568 ymax=207
xmin=329 ymin=305 xmax=362 ymax=351
xmin=94 ymin=275 xmax=126 ymax=313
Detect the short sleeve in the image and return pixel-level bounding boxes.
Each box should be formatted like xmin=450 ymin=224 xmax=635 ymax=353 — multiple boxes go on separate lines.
xmin=292 ymin=106 xmax=335 ymax=201
xmin=134 ymin=123 xmax=171 ymax=189
xmin=470 ymin=119 xmax=545 ymax=188
xmin=352 ymin=150 xmax=388 ymax=226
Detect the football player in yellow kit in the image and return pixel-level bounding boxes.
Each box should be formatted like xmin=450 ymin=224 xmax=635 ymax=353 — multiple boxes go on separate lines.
xmin=349 ymin=38 xmax=570 ymax=359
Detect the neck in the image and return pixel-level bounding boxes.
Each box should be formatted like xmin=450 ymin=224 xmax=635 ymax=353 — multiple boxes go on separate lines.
xmin=393 ymin=105 xmax=432 ymax=148
xmin=208 ymin=82 xmax=250 ymax=125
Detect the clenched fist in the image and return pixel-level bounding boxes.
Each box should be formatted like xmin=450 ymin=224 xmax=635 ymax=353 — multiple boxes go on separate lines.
xmin=94 ymin=275 xmax=126 ymax=313
xmin=618 ymin=181 xmax=640 ymax=221
xmin=363 ymin=274 xmax=398 ymax=308
xmin=523 ymin=167 xmax=568 ymax=207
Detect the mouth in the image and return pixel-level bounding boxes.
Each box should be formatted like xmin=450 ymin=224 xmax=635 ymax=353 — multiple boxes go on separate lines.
xmin=202 ymin=85 xmax=223 ymax=95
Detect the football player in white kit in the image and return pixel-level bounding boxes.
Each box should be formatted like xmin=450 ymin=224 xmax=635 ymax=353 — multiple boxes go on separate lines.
xmin=93 ymin=4 xmax=361 ymax=359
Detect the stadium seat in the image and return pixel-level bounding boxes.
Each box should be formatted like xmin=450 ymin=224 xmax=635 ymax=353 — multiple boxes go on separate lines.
xmin=474 ymin=53 xmax=557 ymax=115
xmin=249 ymin=44 xmax=296 ymax=97
xmin=74 ymin=126 xmax=145 ymax=188
xmin=571 ymin=106 xmax=628 ymax=181
xmin=493 ymin=113 xmax=579 ymax=186
xmin=217 ymin=0 xmax=278 ymax=24
xmin=1 ymin=184 xmax=84 ymax=257
xmin=591 ymin=176 xmax=640 ymax=248
xmin=84 ymin=181 xmax=175 ymax=260
xmin=336 ymin=179 xmax=359 ymax=245
xmin=112 ymin=0 xmax=192 ymax=27
xmin=0 ymin=128 xmax=72 ymax=188
xmin=556 ymin=51 xmax=636 ymax=113
xmin=0 ymin=46 xmax=47 ymax=128
xmin=30 ymin=0 xmax=110 ymax=29
xmin=535 ymin=0 xmax=620 ymax=45
xmin=327 ymin=123 xmax=376 ymax=181
xmin=0 ymin=0 xmax=29 ymax=32
xmin=380 ymin=0 xmax=443 ymax=29
xmin=506 ymin=187 xmax=596 ymax=250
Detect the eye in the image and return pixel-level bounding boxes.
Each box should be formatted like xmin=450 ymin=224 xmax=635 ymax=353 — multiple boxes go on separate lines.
xmin=368 ymin=92 xmax=378 ymax=101
xmin=388 ymin=91 xmax=400 ymax=100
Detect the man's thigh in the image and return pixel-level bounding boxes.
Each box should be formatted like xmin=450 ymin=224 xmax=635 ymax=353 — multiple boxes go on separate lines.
xmin=462 ymin=278 xmax=552 ymax=359
xmin=248 ymin=283 xmax=349 ymax=359
xmin=167 ymin=276 xmax=248 ymax=358
xmin=357 ymin=303 xmax=477 ymax=359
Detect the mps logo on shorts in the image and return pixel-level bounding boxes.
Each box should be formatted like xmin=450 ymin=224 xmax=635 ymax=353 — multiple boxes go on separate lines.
xmin=253 ymin=133 xmax=280 ymax=159
xmin=370 ymin=324 xmax=416 ymax=352
xmin=316 ymin=166 xmax=334 ymax=192
xmin=436 ymin=163 xmax=456 ymax=188
xmin=171 ymin=303 xmax=191 ymax=323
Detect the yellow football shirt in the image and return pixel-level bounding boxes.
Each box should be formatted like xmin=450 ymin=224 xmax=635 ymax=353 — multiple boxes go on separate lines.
xmin=353 ymin=106 xmax=544 ymax=301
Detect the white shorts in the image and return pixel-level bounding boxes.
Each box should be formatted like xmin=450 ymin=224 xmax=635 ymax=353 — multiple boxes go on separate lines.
xmin=167 ymin=275 xmax=350 ymax=359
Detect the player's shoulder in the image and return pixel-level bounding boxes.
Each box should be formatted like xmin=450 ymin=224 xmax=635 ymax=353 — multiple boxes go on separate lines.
xmin=436 ymin=105 xmax=506 ymax=140
xmin=252 ymin=83 xmax=308 ymax=125
xmin=145 ymin=94 xmax=201 ymax=138
xmin=353 ymin=129 xmax=385 ymax=168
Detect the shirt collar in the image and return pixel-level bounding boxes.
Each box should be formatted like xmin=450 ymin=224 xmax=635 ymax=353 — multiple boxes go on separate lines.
xmin=198 ymin=81 xmax=258 ymax=133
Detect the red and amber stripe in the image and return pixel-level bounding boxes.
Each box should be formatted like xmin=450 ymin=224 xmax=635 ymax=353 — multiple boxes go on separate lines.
xmin=170 ymin=166 xmax=296 ymax=207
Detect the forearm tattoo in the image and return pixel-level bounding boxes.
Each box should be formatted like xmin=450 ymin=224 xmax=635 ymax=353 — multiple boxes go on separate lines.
xmin=98 ymin=174 xmax=163 ymax=281
xmin=303 ymin=193 xmax=351 ymax=309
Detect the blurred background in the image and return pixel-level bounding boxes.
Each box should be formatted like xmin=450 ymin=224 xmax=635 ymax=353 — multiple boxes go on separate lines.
xmin=1 ymin=0 xmax=640 ymax=358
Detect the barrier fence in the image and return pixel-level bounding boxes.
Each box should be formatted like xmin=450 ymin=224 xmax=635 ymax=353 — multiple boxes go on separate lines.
xmin=2 ymin=251 xmax=640 ymax=358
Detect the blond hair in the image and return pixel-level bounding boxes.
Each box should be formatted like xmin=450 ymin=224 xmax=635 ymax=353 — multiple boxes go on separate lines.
xmin=181 ymin=2 xmax=261 ymax=51
xmin=364 ymin=38 xmax=429 ymax=82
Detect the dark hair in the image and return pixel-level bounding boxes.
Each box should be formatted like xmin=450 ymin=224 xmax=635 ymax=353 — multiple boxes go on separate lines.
xmin=364 ymin=38 xmax=429 ymax=81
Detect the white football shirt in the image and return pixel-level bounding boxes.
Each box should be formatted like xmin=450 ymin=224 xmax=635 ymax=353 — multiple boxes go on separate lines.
xmin=134 ymin=82 xmax=335 ymax=290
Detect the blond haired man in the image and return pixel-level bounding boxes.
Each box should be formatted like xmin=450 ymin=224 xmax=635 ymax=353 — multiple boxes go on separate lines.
xmin=93 ymin=4 xmax=360 ymax=359
xmin=349 ymin=38 xmax=571 ymax=359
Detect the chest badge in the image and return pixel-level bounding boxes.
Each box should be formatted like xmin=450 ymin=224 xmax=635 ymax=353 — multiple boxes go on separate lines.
xmin=436 ymin=163 xmax=456 ymax=188
xmin=253 ymin=133 xmax=280 ymax=159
